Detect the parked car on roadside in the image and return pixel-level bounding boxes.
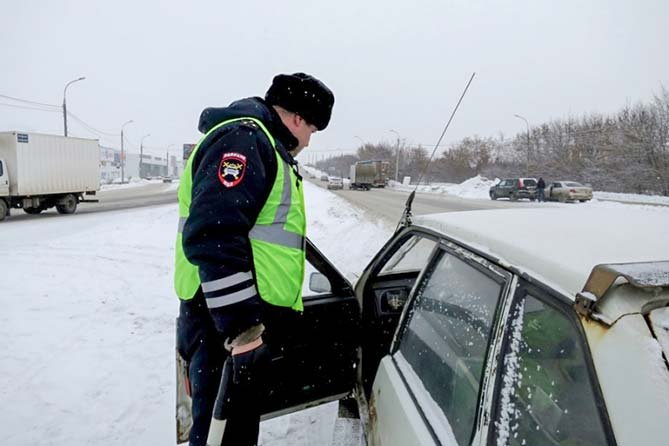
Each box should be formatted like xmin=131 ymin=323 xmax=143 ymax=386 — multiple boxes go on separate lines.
xmin=546 ymin=180 xmax=593 ymax=202
xmin=327 ymin=176 xmax=343 ymax=190
xmin=320 ymin=174 xmax=329 ymax=181
xmin=178 ymin=207 xmax=669 ymax=446
xmin=489 ymin=178 xmax=537 ymax=201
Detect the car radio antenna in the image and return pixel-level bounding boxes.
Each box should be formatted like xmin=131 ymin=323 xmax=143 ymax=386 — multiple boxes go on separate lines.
xmin=396 ymin=72 xmax=476 ymax=232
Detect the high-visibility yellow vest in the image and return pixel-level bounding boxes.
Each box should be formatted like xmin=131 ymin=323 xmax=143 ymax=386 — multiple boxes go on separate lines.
xmin=174 ymin=117 xmax=306 ymax=311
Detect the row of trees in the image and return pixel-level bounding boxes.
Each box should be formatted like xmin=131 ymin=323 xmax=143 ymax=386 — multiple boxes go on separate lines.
xmin=314 ymin=86 xmax=669 ymax=195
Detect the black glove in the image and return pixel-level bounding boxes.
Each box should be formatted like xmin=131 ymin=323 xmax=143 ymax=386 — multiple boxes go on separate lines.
xmin=207 ymin=343 xmax=270 ymax=446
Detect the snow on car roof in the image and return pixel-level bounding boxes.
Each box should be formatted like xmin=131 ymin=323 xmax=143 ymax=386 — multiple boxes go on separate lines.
xmin=413 ymin=207 xmax=669 ymax=299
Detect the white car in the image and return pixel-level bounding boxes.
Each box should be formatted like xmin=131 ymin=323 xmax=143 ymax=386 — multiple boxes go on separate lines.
xmin=327 ymin=176 xmax=344 ymax=190
xmin=178 ymin=207 xmax=669 ymax=446
xmin=546 ymin=180 xmax=593 ymax=202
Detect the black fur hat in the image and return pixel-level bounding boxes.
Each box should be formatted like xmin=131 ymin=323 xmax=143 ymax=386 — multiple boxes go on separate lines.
xmin=265 ymin=73 xmax=334 ymax=130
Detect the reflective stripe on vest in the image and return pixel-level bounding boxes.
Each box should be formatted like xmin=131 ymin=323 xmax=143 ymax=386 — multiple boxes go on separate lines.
xmin=249 ymin=161 xmax=304 ymax=250
xmin=249 ymin=148 xmax=306 ymax=311
xmin=174 ymin=116 xmax=305 ymax=312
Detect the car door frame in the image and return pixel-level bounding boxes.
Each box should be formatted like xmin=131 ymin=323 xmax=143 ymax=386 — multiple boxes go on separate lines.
xmin=356 ymin=226 xmax=516 ymax=445
xmin=353 ymin=226 xmax=443 ymax=397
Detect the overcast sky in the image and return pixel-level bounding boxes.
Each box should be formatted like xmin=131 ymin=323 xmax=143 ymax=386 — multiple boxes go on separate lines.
xmin=1 ymin=0 xmax=667 ymax=159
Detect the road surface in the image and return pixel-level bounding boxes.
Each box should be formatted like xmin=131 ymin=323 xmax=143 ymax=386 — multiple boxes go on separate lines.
xmin=308 ymin=178 xmax=538 ymax=224
xmin=1 ymin=182 xmax=178 ymax=224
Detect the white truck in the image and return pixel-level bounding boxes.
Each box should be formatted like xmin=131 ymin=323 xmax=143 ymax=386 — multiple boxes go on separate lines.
xmin=0 ymin=132 xmax=100 ymax=221
xmin=349 ymin=160 xmax=390 ymax=190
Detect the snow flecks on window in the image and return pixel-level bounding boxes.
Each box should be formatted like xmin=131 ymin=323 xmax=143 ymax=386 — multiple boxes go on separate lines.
xmin=495 ymin=298 xmax=525 ymax=446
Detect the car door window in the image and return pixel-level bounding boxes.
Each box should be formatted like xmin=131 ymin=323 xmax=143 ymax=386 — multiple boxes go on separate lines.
xmin=394 ymin=250 xmax=505 ymax=445
xmin=493 ymin=292 xmax=609 ymax=446
xmin=380 ymin=234 xmax=437 ymax=275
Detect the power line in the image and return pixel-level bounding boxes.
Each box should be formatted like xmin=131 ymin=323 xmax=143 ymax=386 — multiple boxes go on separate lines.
xmin=0 ymin=94 xmax=59 ymax=108
xmin=66 ymin=110 xmax=119 ymax=137
xmin=0 ymin=101 xmax=61 ymax=112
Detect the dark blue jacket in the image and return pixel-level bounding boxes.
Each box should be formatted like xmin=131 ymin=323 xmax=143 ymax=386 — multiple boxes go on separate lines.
xmin=182 ymin=97 xmax=299 ymax=339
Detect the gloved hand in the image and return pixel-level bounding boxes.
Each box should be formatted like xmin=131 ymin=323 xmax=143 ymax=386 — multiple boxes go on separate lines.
xmin=207 ymin=339 xmax=270 ymax=446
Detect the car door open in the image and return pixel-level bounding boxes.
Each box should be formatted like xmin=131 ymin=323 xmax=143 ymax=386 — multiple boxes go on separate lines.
xmin=354 ymin=228 xmax=439 ymax=394
xmin=259 ymin=238 xmax=362 ymax=418
xmin=176 ymin=236 xmax=362 ymax=442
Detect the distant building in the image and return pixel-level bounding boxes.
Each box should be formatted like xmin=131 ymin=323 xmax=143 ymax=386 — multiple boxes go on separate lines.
xmin=100 ymin=145 xmax=120 ymax=183
xmin=99 ymin=146 xmax=182 ymax=182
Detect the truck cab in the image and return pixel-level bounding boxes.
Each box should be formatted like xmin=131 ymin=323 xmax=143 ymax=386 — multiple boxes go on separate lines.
xmin=0 ymin=158 xmax=9 ymax=220
xmin=0 ymin=158 xmax=8 ymax=195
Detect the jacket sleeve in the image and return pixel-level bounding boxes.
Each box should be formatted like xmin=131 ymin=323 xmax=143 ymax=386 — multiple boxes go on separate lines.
xmin=182 ymin=123 xmax=275 ymax=340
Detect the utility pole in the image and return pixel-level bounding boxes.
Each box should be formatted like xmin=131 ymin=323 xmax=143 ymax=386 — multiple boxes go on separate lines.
xmin=390 ymin=129 xmax=400 ymax=182
xmin=120 ymin=120 xmax=133 ymax=183
xmin=514 ymin=114 xmax=530 ymax=176
xmin=62 ymin=76 xmax=85 ymax=137
xmin=166 ymin=144 xmax=176 ymax=178
xmin=140 ymin=133 xmax=151 ymax=179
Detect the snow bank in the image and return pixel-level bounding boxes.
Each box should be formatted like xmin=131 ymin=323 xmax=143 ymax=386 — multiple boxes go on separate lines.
xmin=388 ymin=175 xmax=669 ymax=206
xmin=100 ymin=178 xmax=168 ymax=191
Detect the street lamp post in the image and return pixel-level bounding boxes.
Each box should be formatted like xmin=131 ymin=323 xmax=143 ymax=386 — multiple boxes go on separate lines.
xmin=166 ymin=144 xmax=176 ymax=177
xmin=62 ymin=76 xmax=86 ymax=137
xmin=389 ymin=129 xmax=401 ymax=183
xmin=120 ymin=120 xmax=134 ymax=184
xmin=140 ymin=133 xmax=151 ymax=179
xmin=514 ymin=114 xmax=531 ymax=176
xmin=354 ymin=135 xmax=365 ymax=147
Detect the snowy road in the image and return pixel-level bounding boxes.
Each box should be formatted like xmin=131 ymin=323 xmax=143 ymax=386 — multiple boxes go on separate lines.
xmin=3 ymin=181 xmax=179 ymax=223
xmin=0 ymin=182 xmax=391 ymax=445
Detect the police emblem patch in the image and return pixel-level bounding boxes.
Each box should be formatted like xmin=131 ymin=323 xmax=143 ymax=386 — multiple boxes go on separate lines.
xmin=218 ymin=152 xmax=247 ymax=188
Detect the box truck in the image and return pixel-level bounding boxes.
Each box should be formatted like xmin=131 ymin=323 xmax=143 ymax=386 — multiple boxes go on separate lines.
xmin=0 ymin=132 xmax=100 ymax=221
xmin=349 ymin=160 xmax=389 ymax=190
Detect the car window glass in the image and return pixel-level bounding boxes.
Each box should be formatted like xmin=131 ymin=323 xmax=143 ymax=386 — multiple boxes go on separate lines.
xmin=0 ymin=160 xmax=3 ymax=176
xmin=380 ymin=235 xmax=436 ymax=274
xmin=494 ymin=293 xmax=608 ymax=446
xmin=396 ymin=251 xmax=504 ymax=445
xmin=523 ymin=179 xmax=537 ymax=187
xmin=564 ymin=182 xmax=583 ymax=187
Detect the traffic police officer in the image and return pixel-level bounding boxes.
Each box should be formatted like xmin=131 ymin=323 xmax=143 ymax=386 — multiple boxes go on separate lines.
xmin=174 ymin=73 xmax=335 ymax=445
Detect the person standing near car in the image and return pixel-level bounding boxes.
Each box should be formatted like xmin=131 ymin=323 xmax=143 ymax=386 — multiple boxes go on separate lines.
xmin=537 ymin=177 xmax=546 ymax=202
xmin=174 ymin=73 xmax=334 ymax=446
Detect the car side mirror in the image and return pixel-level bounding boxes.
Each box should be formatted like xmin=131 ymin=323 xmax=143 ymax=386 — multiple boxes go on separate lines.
xmin=309 ymin=272 xmax=331 ymax=294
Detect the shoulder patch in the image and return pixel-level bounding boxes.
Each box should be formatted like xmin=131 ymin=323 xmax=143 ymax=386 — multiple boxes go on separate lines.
xmin=218 ymin=152 xmax=247 ymax=188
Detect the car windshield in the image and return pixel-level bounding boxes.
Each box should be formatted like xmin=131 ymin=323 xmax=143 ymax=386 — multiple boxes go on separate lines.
xmin=522 ymin=179 xmax=537 ymax=187
xmin=564 ymin=182 xmax=584 ymax=187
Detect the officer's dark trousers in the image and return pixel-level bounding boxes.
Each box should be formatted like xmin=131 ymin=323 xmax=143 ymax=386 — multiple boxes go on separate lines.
xmin=176 ymin=291 xmax=261 ymax=446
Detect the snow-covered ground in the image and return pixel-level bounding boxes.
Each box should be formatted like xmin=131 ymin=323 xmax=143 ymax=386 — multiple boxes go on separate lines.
xmin=100 ymin=178 xmax=180 ymax=192
xmin=303 ymin=166 xmax=669 ymax=206
xmin=2 ymin=174 xmax=668 ymax=445
xmin=0 ymin=182 xmax=391 ymax=445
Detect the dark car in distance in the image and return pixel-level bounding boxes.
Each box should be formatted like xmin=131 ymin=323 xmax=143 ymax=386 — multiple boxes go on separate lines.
xmin=490 ymin=178 xmax=537 ymax=201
